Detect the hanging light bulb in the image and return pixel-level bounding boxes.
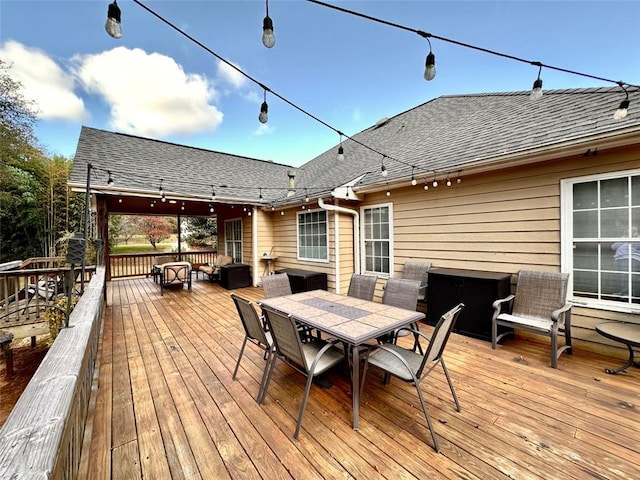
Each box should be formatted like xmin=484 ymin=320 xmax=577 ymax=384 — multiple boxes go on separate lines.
xmin=280 ymin=210 xmax=285 ymax=216
xmin=304 ymin=189 xmax=310 ymax=203
xmin=105 ymin=1 xmax=122 ymax=39
xmin=107 ymin=171 xmax=114 ymax=186
xmin=118 ymin=195 xmax=123 ymax=204
xmin=411 ymin=167 xmax=417 ymax=186
xmin=457 ymin=170 xmax=462 ymax=183
xmin=613 ymin=84 xmax=630 ymax=120
xmin=210 ymin=185 xmax=216 ymax=200
xmin=423 ymin=37 xmax=436 ymax=81
xmin=432 ymin=174 xmax=438 ymax=188
xmin=262 ymin=0 xmax=276 ymax=48
xmin=161 ymin=192 xmax=166 ymax=202
xmin=259 ymin=188 xmax=263 ymax=201
xmin=381 ymin=156 xmax=388 ymax=177
xmin=386 ymin=186 xmax=391 ymax=197
xmin=423 ymin=182 xmax=429 ymax=191
xmin=259 ymin=89 xmax=269 ymax=123
xmin=181 ymin=202 xmax=185 ymax=211
xmin=530 ymin=65 xmax=543 ymax=100
xmin=446 ymin=175 xmax=452 ymax=187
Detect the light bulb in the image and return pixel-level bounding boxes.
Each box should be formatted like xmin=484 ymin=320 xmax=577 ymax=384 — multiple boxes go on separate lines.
xmin=386 ymin=189 xmax=391 ymax=197
xmin=424 ymin=52 xmax=436 ymax=81
xmin=446 ymin=178 xmax=452 ymax=187
xmin=423 ymin=183 xmax=429 ymax=191
xmin=259 ymin=101 xmax=269 ymax=123
xmin=337 ymin=145 xmax=344 ymax=161
xmin=280 ymin=210 xmax=284 ymax=216
xmin=613 ymin=99 xmax=630 ymax=120
xmin=433 ymin=179 xmax=438 ymax=188
xmin=530 ymin=78 xmax=543 ymax=100
xmin=105 ymin=1 xmax=122 ymax=39
xmin=262 ymin=16 xmax=275 ymax=48
xmin=381 ymin=164 xmax=388 ymax=177
xmin=411 ymin=178 xmax=417 ymax=186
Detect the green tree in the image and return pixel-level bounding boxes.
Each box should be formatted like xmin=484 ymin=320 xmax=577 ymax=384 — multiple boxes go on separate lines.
xmin=133 ymin=216 xmax=174 ymax=249
xmin=183 ymin=217 xmax=217 ymax=248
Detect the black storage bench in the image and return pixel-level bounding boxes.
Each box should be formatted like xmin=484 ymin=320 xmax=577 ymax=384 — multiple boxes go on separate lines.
xmin=275 ymin=268 xmax=328 ymax=293
xmin=220 ymin=264 xmax=252 ymax=290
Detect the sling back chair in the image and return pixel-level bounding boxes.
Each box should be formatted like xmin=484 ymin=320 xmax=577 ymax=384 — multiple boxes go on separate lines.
xmin=492 ymin=270 xmax=572 ymax=368
xmin=347 ymin=273 xmax=377 ymax=301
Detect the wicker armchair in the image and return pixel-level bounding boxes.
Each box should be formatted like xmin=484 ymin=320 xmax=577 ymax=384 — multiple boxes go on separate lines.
xmin=492 ymin=270 xmax=572 ymax=368
xmin=259 ymin=305 xmax=344 ymax=439
xmin=347 ymin=274 xmax=377 ymax=301
xmin=199 ymin=255 xmax=233 ymax=281
xmin=361 ymin=303 xmax=464 ymax=452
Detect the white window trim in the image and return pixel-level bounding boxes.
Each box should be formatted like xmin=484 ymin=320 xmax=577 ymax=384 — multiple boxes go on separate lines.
xmin=296 ymin=208 xmax=329 ymax=263
xmin=561 ymin=168 xmax=640 ymax=314
xmin=360 ymin=202 xmax=394 ymax=278
xmin=224 ymin=217 xmax=243 ymax=263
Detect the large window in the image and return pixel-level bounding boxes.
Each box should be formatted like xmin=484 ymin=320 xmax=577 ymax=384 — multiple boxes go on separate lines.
xmin=562 ymin=170 xmax=640 ymax=311
xmin=297 ymin=210 xmax=328 ymax=261
xmin=225 ymin=218 xmax=243 ymax=263
xmin=361 ymin=203 xmax=393 ymax=275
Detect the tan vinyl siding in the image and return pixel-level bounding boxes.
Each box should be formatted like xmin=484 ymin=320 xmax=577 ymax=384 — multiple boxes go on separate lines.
xmin=359 ymin=145 xmax=639 ymax=356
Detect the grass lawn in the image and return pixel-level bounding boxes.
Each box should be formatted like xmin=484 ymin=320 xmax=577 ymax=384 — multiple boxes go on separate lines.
xmin=111 ymin=235 xmax=177 ymax=254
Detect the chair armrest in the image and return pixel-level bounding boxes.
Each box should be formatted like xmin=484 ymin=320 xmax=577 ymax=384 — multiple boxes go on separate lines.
xmin=551 ymin=302 xmax=572 ymax=322
xmin=492 ymin=294 xmax=515 ymax=313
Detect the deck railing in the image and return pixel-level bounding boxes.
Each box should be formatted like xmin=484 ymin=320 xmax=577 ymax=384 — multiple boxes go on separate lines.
xmin=109 ymin=250 xmax=218 ymax=278
xmin=0 ymin=266 xmax=106 ymax=479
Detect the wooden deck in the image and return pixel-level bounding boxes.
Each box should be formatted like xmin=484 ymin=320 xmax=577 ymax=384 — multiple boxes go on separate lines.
xmin=78 ymin=276 xmax=640 ymax=480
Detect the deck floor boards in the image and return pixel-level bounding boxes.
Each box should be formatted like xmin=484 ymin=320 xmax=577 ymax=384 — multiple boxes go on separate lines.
xmin=78 ymin=277 xmax=640 ymax=480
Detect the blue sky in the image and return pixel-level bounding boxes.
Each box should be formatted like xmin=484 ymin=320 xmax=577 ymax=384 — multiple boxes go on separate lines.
xmin=1 ymin=0 xmax=639 ymax=167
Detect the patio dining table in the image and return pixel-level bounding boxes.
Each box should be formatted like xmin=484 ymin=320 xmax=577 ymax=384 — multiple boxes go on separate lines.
xmin=259 ymin=289 xmax=425 ymax=430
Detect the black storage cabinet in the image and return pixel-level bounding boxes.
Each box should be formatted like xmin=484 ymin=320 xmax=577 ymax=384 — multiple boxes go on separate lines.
xmin=427 ymin=268 xmax=511 ymax=342
xmin=275 ymin=268 xmax=328 ymax=293
xmin=220 ymin=264 xmax=252 ymax=290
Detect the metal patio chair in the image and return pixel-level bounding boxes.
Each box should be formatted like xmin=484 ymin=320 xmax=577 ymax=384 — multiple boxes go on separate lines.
xmin=347 ymin=273 xmax=377 ymax=301
xmin=230 ymin=293 xmax=274 ymax=401
xmin=401 ymin=261 xmax=431 ymax=302
xmin=259 ymin=305 xmax=344 ymax=439
xmin=492 ymin=270 xmax=572 ymax=368
xmin=380 ymin=278 xmax=422 ymax=349
xmin=261 ymin=273 xmax=292 ymax=298
xmin=361 ymin=302 xmax=464 ymax=452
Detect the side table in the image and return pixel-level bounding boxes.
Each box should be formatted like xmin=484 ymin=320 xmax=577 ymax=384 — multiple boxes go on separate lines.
xmin=0 ymin=329 xmax=14 ymax=376
xmin=595 ymin=322 xmax=640 ymax=374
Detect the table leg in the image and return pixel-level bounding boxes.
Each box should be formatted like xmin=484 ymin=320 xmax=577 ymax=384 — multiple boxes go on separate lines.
xmin=352 ymin=344 xmax=359 ymax=430
xmin=605 ymin=344 xmax=640 ymax=374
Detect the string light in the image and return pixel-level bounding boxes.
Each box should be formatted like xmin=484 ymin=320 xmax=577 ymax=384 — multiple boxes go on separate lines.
xmin=423 ymin=180 xmax=429 ymax=191
xmin=210 ymin=185 xmax=216 ymax=200
xmin=304 ymin=189 xmax=310 ymax=203
xmin=422 ymin=35 xmax=436 ymax=81
xmin=530 ymin=64 xmax=543 ymax=100
xmin=411 ymin=167 xmax=417 ymax=186
xmin=105 ymin=1 xmax=122 ymax=39
xmin=386 ymin=184 xmax=391 ymax=196
xmin=337 ymin=132 xmax=344 ymax=161
xmin=457 ymin=170 xmax=462 ymax=183
xmin=446 ymin=174 xmax=452 ymax=187
xmin=181 ymin=201 xmax=185 ymax=211
xmin=432 ymin=174 xmax=438 ymax=188
xmin=613 ymin=83 xmax=630 ymax=120
xmin=381 ymin=156 xmax=388 ymax=177
xmin=262 ymin=0 xmax=276 ymax=48
xmin=259 ymin=88 xmax=269 ymax=124
xmin=107 ymin=171 xmax=114 ymax=186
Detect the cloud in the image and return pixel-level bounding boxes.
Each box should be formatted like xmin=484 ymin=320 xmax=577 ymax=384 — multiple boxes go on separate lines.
xmin=72 ymin=47 xmax=223 ymax=137
xmin=253 ymin=123 xmax=274 ymax=136
xmin=0 ymin=40 xmax=86 ymax=122
xmin=216 ymin=61 xmax=246 ymax=89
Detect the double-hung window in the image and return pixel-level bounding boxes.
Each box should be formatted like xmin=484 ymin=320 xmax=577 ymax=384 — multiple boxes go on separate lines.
xmin=297 ymin=209 xmax=328 ymax=261
xmin=361 ymin=203 xmax=393 ymax=275
xmin=561 ymin=170 xmax=640 ymax=311
xmin=225 ymin=218 xmax=243 ymax=263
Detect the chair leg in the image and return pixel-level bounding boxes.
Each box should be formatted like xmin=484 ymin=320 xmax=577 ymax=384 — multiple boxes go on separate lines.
xmin=232 ymin=336 xmax=248 ymax=380
xmin=551 ymin=328 xmax=558 ymax=369
xmin=294 ymin=374 xmax=316 ymax=439
xmin=415 ymin=383 xmax=440 ymax=453
xmin=258 ymin=354 xmax=278 ymax=404
xmin=440 ymin=359 xmax=460 ymax=412
xmin=256 ymin=349 xmax=274 ymax=403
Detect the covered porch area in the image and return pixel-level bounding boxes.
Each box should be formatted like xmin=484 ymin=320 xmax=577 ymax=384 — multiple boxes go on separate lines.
xmin=78 ymin=276 xmax=639 ymax=479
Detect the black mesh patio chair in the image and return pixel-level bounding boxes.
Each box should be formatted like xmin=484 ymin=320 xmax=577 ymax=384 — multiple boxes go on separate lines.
xmin=360 ymin=303 xmax=464 ymax=453
xmin=401 ymin=261 xmax=431 ymax=302
xmin=492 ymin=270 xmax=572 ymax=368
xmin=347 ymin=273 xmax=377 ymax=301
xmin=259 ymin=305 xmax=344 ymax=439
xmin=231 ymin=294 xmax=274 ymax=401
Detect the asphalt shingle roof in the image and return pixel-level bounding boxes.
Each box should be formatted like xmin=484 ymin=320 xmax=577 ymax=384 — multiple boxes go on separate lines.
xmin=70 ymin=87 xmax=640 ymax=205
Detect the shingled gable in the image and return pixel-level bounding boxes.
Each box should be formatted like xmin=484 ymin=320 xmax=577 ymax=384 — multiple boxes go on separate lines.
xmin=293 ymin=86 xmax=640 ymax=200
xmin=69 ymin=126 xmax=295 ymax=204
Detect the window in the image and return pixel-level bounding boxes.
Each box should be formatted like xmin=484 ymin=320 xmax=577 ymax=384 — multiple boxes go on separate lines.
xmin=361 ymin=203 xmax=393 ymax=275
xmin=297 ymin=209 xmax=328 ymax=261
xmin=225 ymin=218 xmax=243 ymax=263
xmin=561 ymin=170 xmax=640 ymax=311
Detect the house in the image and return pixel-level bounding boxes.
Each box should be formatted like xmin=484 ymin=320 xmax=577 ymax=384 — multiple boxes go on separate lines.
xmin=69 ymin=86 xmax=640 ymax=356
